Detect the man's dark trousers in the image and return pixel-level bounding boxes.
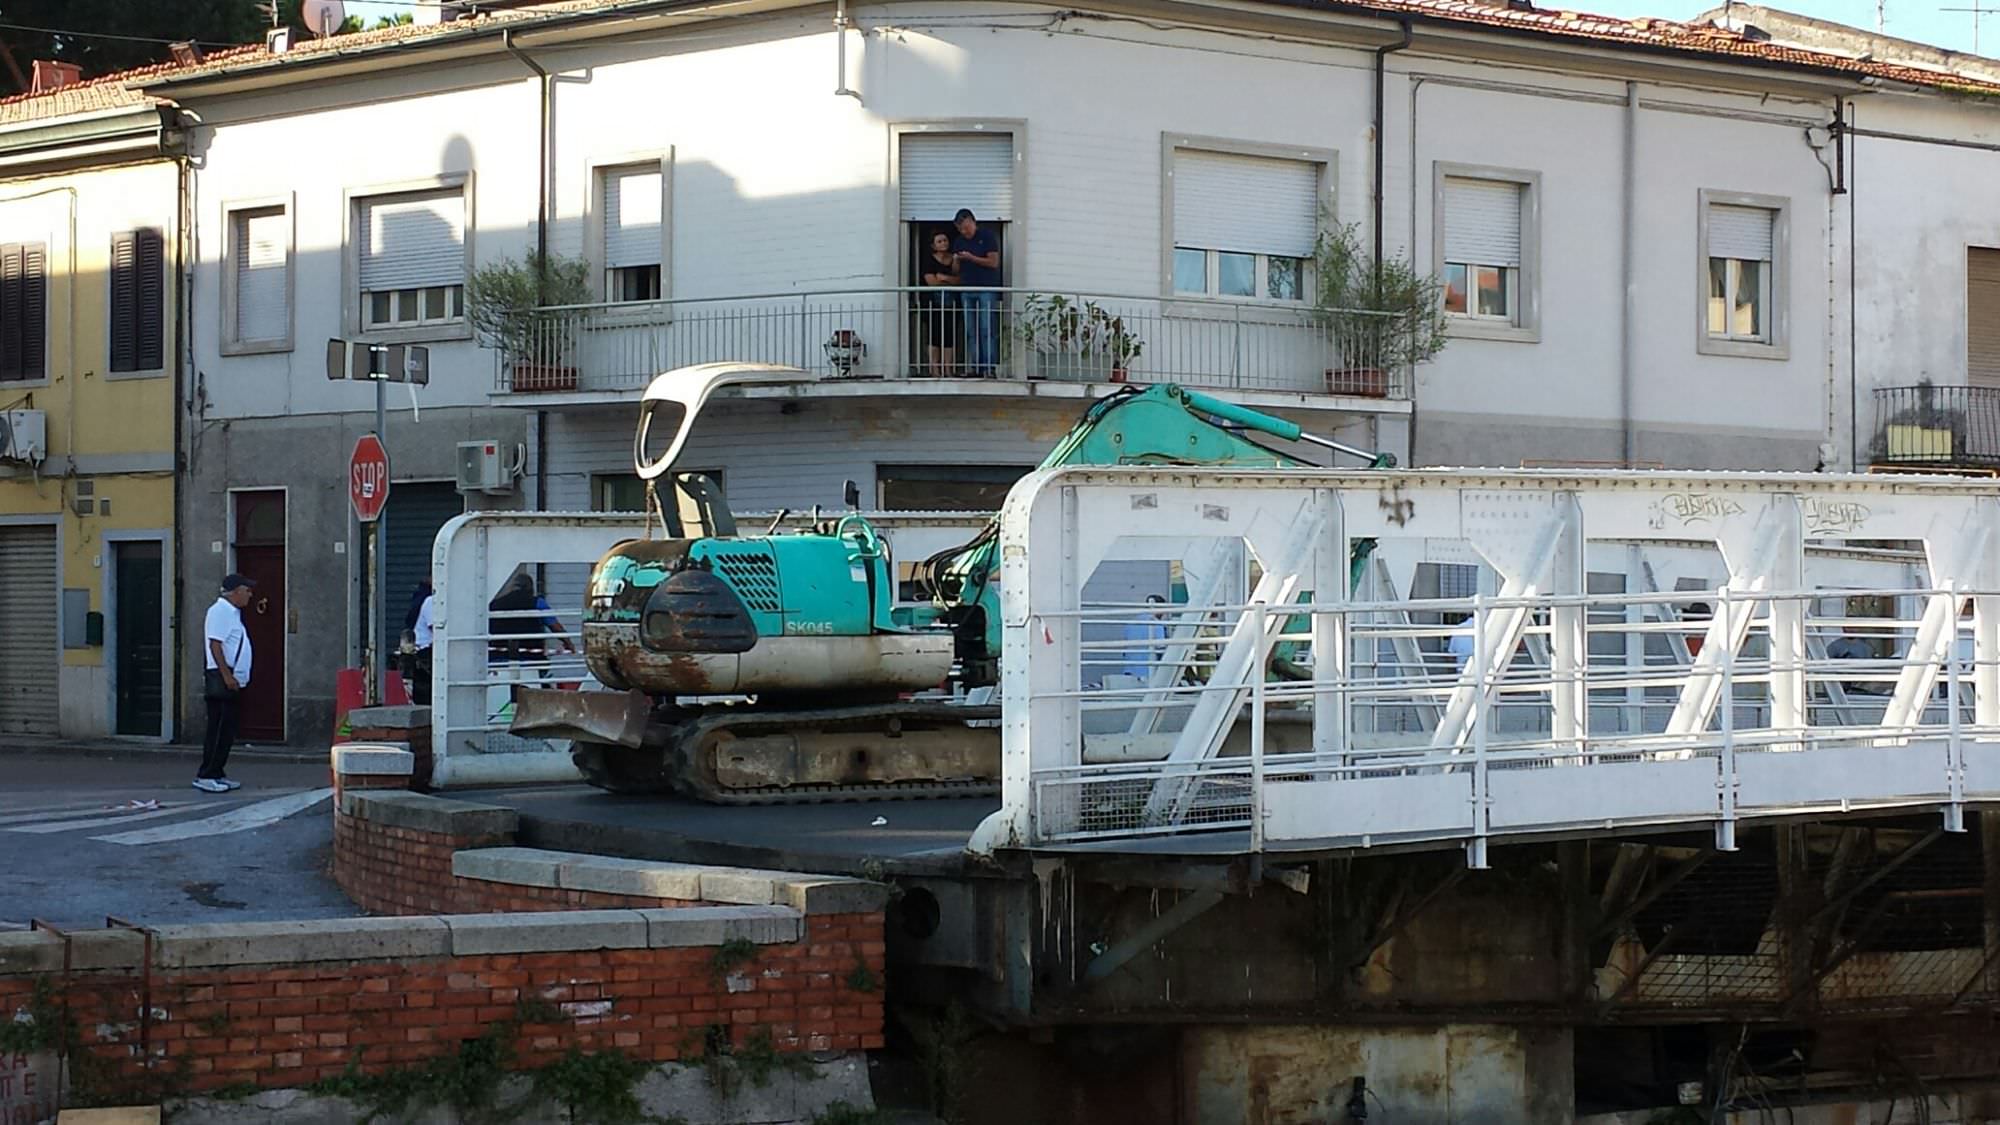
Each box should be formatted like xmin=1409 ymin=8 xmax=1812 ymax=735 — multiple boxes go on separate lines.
xmin=200 ymin=692 xmax=239 ymax=780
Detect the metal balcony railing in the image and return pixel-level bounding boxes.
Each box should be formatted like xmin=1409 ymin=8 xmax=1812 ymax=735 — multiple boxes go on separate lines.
xmin=489 ymin=287 xmax=1414 ymax=399
xmin=1871 ymin=384 xmax=2000 ymax=469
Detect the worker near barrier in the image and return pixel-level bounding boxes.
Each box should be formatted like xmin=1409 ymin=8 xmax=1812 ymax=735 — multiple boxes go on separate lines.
xmin=402 ymin=579 xmax=435 ymax=705
xmin=197 ymin=574 xmax=255 ymax=793
xmin=952 ymin=208 xmax=1001 ymax=376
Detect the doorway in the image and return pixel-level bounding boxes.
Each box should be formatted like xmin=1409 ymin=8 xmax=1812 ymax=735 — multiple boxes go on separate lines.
xmin=112 ymin=539 xmax=164 ymax=736
xmin=231 ymin=489 xmax=287 ymax=742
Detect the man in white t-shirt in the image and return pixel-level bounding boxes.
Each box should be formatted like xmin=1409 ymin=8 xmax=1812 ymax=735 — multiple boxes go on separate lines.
xmin=197 ymin=574 xmax=256 ymax=793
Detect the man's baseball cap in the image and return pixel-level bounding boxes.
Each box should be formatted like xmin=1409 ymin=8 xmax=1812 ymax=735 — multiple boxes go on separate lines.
xmin=221 ymin=574 xmax=256 ymax=592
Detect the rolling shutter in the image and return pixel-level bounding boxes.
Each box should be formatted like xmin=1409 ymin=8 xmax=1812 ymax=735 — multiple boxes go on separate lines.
xmin=234 ymin=208 xmax=288 ymax=343
xmin=1173 ymin=149 xmax=1319 ymax=258
xmin=1708 ymin=204 xmax=1774 ymax=262
xmin=603 ymin=165 xmax=663 ymax=269
xmin=0 ymin=242 xmax=46 ymax=382
xmin=1443 ymin=178 xmax=1523 ymax=268
xmin=899 ymin=133 xmax=1014 ymax=221
xmin=359 ymin=190 xmax=466 ymax=291
xmin=110 ymin=229 xmax=163 ymax=372
xmin=0 ymin=524 xmax=58 ymax=735
xmin=377 ymin=482 xmax=464 ymax=659
xmin=1969 ymin=248 xmax=2000 ymax=389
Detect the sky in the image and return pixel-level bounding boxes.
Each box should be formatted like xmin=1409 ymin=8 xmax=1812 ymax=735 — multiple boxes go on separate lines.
xmin=1543 ymin=0 xmax=1997 ymax=55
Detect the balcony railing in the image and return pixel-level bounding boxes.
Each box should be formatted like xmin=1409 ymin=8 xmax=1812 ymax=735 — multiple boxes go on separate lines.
xmin=1871 ymin=384 xmax=2000 ymax=469
xmin=490 ymin=287 xmax=1413 ymax=399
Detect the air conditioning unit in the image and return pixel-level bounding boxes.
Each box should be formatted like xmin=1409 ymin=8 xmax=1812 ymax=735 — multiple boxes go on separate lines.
xmin=456 ymin=440 xmax=520 ymax=494
xmin=0 ymin=409 xmax=46 ymax=464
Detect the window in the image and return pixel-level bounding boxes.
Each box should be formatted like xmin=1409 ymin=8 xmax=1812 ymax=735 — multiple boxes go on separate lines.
xmin=877 ymin=464 xmax=1029 ymax=511
xmin=109 ymin=228 xmax=164 ymax=373
xmin=1170 ymin=147 xmax=1318 ymax=302
xmin=357 ymin=187 xmax=466 ymax=331
xmin=601 ymin=163 xmax=664 ymax=303
xmin=592 ymin=474 xmax=649 ymax=512
xmin=0 ymin=242 xmax=47 ymax=382
xmin=1697 ymin=190 xmax=1787 ymax=358
xmin=226 ymin=204 xmax=290 ymax=350
xmin=1441 ymin=178 xmax=1521 ymax=322
xmin=1705 ymin=204 xmax=1773 ymax=342
xmin=1971 ymin=247 xmax=2000 ymax=389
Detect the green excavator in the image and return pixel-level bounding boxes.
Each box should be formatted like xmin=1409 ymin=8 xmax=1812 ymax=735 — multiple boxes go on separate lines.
xmin=509 ymin=363 xmax=1390 ymax=802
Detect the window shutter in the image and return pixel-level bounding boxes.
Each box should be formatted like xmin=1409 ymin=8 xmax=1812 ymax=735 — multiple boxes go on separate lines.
xmin=234 ymin=208 xmax=288 ymax=343
xmin=603 ymin=165 xmax=663 ymax=270
xmin=20 ymin=244 xmax=43 ymax=380
xmin=136 ymin=228 xmax=164 ymax=370
xmin=1443 ymin=178 xmax=1523 ymax=268
xmin=1971 ymin=248 xmax=2000 ymax=389
xmin=1172 ymin=150 xmax=1319 ymax=258
xmin=898 ymin=134 xmax=1014 ymax=221
xmin=1708 ymin=204 xmax=1774 ymax=262
xmin=359 ymin=190 xmax=466 ymax=291
xmin=110 ymin=231 xmax=137 ymax=372
xmin=0 ymin=245 xmax=21 ymax=381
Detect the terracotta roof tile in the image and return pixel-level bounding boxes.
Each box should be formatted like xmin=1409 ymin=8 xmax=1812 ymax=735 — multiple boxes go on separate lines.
xmin=1 ymin=0 xmax=1996 ymax=132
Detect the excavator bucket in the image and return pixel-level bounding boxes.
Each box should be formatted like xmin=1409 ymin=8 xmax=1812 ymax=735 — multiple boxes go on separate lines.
xmin=510 ymin=687 xmax=652 ymax=749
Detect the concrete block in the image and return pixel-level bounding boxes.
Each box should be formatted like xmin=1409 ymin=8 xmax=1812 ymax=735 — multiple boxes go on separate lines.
xmin=346 ymin=704 xmax=430 ymax=730
xmin=695 ymin=868 xmax=787 ymax=905
xmin=442 ymin=910 xmax=650 ymax=956
xmin=151 ymin=917 xmax=451 ymax=969
xmin=640 ymin=906 xmax=803 ymax=948
xmin=343 ymin=790 xmax=516 ymax=838
xmin=452 ymin=847 xmax=566 ymax=889
xmin=53 ymin=1110 xmax=161 ymax=1124
xmin=330 ymin=743 xmax=415 ymax=777
xmin=65 ymin=928 xmax=145 ymax=971
xmin=0 ymin=931 xmax=64 ymax=975
xmin=558 ymin=855 xmax=706 ymax=900
xmin=781 ymin=878 xmax=890 ymax=915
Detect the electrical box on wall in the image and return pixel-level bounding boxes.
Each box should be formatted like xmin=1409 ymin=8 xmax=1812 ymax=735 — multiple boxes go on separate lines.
xmin=456 ymin=440 xmax=520 ymax=494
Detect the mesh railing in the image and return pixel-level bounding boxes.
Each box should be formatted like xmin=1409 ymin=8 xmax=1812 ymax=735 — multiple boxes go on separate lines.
xmin=491 ymin=288 xmax=1413 ymax=398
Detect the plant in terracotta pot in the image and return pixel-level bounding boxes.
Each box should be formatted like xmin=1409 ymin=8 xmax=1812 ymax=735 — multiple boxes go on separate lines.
xmin=1312 ymin=221 xmax=1448 ymax=397
xmin=1017 ymin=294 xmax=1144 ymax=383
xmin=466 ymin=250 xmax=592 ymax=392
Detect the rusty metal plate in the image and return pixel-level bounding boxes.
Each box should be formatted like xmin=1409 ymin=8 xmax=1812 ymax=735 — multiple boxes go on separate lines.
xmin=508 ymin=687 xmax=653 ymax=749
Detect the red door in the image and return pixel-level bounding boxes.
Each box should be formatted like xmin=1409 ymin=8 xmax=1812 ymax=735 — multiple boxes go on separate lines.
xmin=232 ymin=490 xmax=287 ymax=742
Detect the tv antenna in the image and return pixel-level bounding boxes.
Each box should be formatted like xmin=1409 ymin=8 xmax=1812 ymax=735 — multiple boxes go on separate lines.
xmin=1943 ymin=0 xmax=1997 ymax=53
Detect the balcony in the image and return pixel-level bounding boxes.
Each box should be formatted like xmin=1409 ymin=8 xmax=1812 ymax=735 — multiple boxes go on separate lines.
xmin=1870 ymin=385 xmax=2000 ymax=472
xmin=489 ymin=287 xmax=1413 ymax=404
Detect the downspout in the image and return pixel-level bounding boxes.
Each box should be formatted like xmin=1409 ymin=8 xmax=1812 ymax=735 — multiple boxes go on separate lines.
xmin=1371 ymin=20 xmax=1413 ymax=284
xmin=1406 ymin=74 xmax=1423 ymax=465
xmin=833 ymin=0 xmax=861 ymax=101
xmin=1846 ymin=99 xmax=1860 ymax=470
xmin=1620 ymin=82 xmax=1637 ymax=467
xmin=173 ymin=129 xmax=192 ymax=740
xmin=503 ymin=28 xmax=553 ymax=522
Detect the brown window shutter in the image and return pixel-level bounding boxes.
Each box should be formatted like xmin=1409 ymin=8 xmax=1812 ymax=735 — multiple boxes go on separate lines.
xmin=110 ymin=230 xmax=137 ymax=372
xmin=0 ymin=244 xmax=22 ymax=382
xmin=22 ymin=244 xmax=44 ymax=381
xmin=136 ymin=228 xmax=164 ymax=371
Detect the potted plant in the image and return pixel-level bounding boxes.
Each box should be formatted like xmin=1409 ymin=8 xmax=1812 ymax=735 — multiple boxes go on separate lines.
xmin=466 ymin=250 xmax=592 ymax=392
xmin=1312 ymin=221 xmax=1448 ymax=397
xmin=1017 ymin=294 xmax=1144 ymax=383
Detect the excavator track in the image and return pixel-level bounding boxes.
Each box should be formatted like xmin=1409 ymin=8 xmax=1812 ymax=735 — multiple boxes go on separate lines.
xmin=572 ymin=701 xmax=1001 ymax=804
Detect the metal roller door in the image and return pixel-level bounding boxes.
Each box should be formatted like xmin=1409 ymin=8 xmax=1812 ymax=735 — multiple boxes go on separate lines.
xmin=375 ymin=481 xmax=463 ymax=656
xmin=0 ymin=523 xmax=58 ymax=735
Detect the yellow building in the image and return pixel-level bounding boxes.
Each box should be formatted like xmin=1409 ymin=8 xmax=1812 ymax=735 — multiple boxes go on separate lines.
xmin=0 ymin=73 xmax=183 ymax=739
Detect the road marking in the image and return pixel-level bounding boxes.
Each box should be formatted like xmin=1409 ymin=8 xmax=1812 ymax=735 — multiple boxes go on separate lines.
xmin=5 ymin=804 xmax=206 ymax=834
xmin=0 ymin=801 xmax=194 ymax=827
xmin=93 ymin=788 xmax=333 ymax=846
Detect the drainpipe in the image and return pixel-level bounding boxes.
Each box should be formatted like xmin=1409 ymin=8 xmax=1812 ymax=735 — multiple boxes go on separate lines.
xmin=833 ymin=0 xmax=861 ymax=101
xmin=1371 ymin=20 xmax=1413 ymax=287
xmin=173 ymin=135 xmax=193 ymax=741
xmin=503 ymin=29 xmax=553 ymax=523
xmin=1619 ymin=81 xmax=1637 ymax=467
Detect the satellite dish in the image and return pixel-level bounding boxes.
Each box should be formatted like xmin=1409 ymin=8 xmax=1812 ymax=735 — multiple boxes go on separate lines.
xmin=302 ymin=0 xmax=347 ymax=36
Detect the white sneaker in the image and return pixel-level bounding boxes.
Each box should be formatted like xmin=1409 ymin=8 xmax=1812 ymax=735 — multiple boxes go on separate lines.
xmin=191 ymin=778 xmax=227 ymax=793
xmin=216 ymin=778 xmax=242 ymax=791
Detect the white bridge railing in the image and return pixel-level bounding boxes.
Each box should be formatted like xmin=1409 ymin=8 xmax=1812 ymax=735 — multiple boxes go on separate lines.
xmin=968 ymin=467 xmax=2000 ymax=863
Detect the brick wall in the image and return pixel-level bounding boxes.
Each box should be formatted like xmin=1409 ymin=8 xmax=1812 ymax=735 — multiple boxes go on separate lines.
xmin=332 ymin=803 xmax=515 ymax=916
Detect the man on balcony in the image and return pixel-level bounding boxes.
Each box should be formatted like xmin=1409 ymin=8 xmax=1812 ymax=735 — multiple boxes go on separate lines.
xmin=953 ymin=208 xmax=1002 ymax=377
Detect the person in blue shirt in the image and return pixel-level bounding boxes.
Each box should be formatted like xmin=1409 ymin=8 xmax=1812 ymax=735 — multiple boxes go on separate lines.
xmin=951 ymin=208 xmax=1002 ymax=376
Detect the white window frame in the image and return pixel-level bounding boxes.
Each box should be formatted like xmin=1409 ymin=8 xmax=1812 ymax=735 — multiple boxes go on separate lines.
xmin=590 ymin=150 xmax=673 ymax=306
xmin=1696 ymin=189 xmax=1789 ymax=361
xmin=344 ymin=173 xmax=474 ymax=345
xmin=1432 ymin=163 xmax=1541 ymax=344
xmin=1161 ymin=134 xmax=1332 ymax=307
xmin=221 ymin=194 xmax=294 ymax=356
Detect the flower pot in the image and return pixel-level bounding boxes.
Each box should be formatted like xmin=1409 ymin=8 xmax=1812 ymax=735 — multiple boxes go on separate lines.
xmin=512 ymin=362 xmax=579 ymax=393
xmin=1035 ymin=351 xmax=1115 ymax=383
xmin=1325 ymin=367 xmax=1387 ymax=398
xmin=1110 ymin=367 xmax=1129 ymax=384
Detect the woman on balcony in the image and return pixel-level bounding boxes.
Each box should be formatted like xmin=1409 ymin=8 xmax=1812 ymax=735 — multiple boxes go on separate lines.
xmin=917 ymin=228 xmax=962 ymax=377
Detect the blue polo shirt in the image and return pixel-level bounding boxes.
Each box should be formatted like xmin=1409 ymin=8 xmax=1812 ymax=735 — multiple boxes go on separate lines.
xmin=952 ymin=228 xmax=1001 ymax=288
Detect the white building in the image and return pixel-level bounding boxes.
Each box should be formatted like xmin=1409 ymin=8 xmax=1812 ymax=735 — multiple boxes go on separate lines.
xmin=109 ymin=0 xmax=2000 ymax=739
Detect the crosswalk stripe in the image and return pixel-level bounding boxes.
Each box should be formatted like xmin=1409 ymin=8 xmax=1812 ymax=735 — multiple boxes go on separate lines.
xmin=6 ymin=804 xmax=204 ymax=834
xmin=93 ymin=788 xmax=332 ymax=846
xmin=0 ymin=801 xmax=195 ymax=827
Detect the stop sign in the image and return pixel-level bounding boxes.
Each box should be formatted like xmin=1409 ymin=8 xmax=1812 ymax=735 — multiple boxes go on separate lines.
xmin=349 ymin=433 xmax=391 ymax=523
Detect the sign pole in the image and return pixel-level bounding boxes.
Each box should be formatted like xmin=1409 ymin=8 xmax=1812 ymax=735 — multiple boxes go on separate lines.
xmin=370 ymin=377 xmax=387 ymax=705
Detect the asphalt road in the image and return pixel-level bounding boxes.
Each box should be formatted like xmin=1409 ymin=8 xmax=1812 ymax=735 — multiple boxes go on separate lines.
xmin=0 ymin=749 xmax=353 ymax=930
